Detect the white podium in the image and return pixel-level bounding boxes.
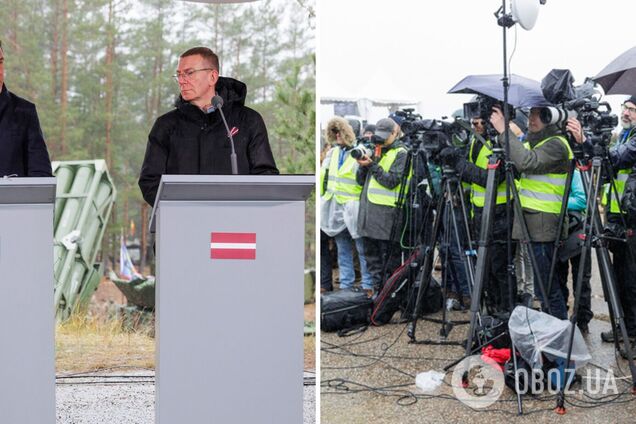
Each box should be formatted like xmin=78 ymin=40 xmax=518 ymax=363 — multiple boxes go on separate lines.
xmin=0 ymin=177 xmax=56 ymax=424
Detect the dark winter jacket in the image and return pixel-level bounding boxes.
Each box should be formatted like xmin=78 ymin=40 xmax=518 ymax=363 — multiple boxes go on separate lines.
xmin=609 ymin=127 xmax=636 ymax=170
xmin=138 ymin=77 xmax=279 ymax=205
xmin=0 ymin=84 xmax=52 ymax=177
xmin=607 ymin=127 xmax=636 ymax=225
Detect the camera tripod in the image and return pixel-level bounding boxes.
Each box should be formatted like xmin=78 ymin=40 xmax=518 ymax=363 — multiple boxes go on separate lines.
xmin=406 ymin=164 xmax=475 ymax=345
xmin=552 ymin=144 xmax=636 ymax=414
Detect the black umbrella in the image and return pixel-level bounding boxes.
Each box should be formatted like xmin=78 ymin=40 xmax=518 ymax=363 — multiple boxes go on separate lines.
xmin=448 ymin=73 xmax=551 ymax=108
xmin=593 ymin=46 xmax=636 ymax=96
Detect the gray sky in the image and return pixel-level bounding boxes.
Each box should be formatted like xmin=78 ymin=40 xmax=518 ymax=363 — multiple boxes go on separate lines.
xmin=318 ymin=0 xmax=635 ymax=122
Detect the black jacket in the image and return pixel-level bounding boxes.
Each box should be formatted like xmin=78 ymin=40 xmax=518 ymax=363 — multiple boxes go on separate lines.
xmin=0 ymin=84 xmax=52 ymax=177
xmin=138 ymin=77 xmax=279 ymax=205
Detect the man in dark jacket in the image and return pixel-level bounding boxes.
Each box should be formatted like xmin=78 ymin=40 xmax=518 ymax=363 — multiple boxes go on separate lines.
xmin=601 ymin=96 xmax=636 ymax=343
xmin=138 ymin=46 xmax=278 ymax=206
xmin=0 ymin=41 xmax=52 ymax=177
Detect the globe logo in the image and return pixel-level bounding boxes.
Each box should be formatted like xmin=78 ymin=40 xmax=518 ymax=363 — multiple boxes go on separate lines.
xmin=451 ymin=355 xmax=505 ymax=409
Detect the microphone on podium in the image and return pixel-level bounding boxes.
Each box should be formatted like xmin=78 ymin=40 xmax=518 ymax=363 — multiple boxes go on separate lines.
xmin=212 ymin=95 xmax=238 ymax=175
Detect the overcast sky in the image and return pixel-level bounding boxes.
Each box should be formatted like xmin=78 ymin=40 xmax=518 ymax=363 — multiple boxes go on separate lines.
xmin=318 ymin=0 xmax=635 ymax=122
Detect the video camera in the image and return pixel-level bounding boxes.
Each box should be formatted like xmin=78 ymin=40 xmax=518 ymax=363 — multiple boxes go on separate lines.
xmin=540 ymin=97 xmax=617 ymax=146
xmin=463 ymin=95 xmax=516 ymax=122
xmin=463 ymin=95 xmax=515 ymax=139
xmin=541 ymin=73 xmax=618 ymax=146
xmin=401 ymin=118 xmax=469 ymax=164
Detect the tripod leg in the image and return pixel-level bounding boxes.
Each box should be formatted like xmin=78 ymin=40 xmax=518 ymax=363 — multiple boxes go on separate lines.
xmin=546 ymin=160 xmax=575 ymax=299
xmin=407 ymin=192 xmax=445 ymax=341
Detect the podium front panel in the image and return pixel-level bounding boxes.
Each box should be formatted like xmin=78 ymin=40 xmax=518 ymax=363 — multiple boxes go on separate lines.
xmin=156 ymin=200 xmax=304 ymax=424
xmin=0 ymin=203 xmax=55 ymax=424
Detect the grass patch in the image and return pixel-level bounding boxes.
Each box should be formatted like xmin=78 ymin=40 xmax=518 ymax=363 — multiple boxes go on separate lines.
xmin=56 ymin=313 xmax=154 ymax=373
xmin=304 ymin=335 xmax=315 ymax=371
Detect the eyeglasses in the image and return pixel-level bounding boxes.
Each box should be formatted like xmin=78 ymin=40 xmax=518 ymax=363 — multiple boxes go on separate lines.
xmin=622 ymin=104 xmax=636 ymax=114
xmin=172 ymin=68 xmax=214 ymax=82
xmin=471 ymin=120 xmax=484 ymax=126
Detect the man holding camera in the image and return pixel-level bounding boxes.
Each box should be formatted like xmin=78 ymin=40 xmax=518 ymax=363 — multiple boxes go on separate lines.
xmin=356 ymin=118 xmax=410 ymax=294
xmin=490 ymin=107 xmax=577 ymax=319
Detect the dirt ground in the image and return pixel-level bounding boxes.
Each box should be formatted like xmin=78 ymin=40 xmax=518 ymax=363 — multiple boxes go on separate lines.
xmin=305 ymin=303 xmax=316 ymax=371
xmin=321 ymin=256 xmax=636 ymax=424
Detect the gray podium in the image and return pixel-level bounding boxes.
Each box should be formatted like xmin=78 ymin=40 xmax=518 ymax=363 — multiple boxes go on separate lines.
xmin=151 ymin=175 xmax=314 ymax=424
xmin=0 ymin=177 xmax=56 ymax=424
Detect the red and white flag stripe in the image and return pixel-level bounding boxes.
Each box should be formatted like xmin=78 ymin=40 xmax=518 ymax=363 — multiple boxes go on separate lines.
xmin=210 ymin=232 xmax=256 ymax=260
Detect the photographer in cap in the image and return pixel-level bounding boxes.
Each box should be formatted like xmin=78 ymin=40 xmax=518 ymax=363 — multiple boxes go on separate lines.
xmin=356 ymin=118 xmax=410 ymax=295
xmin=320 ymin=117 xmax=372 ymax=295
xmin=490 ymin=106 xmax=579 ymax=319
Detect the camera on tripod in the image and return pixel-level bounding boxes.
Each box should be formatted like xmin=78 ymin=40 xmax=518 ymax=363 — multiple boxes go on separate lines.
xmin=540 ymin=98 xmax=618 ymax=145
xmin=541 ymin=73 xmax=619 ymax=146
xmin=401 ymin=118 xmax=469 ymax=164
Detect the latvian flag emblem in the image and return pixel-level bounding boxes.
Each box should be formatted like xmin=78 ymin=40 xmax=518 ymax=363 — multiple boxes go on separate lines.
xmin=210 ymin=232 xmax=256 ymax=260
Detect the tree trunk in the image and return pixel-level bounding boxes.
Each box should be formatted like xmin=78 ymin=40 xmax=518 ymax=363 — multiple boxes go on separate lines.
xmin=140 ymin=202 xmax=148 ymax=272
xmin=104 ymin=0 xmax=115 ymax=168
xmin=59 ymin=0 xmax=69 ymax=156
xmin=51 ymin=0 xmax=60 ymax=99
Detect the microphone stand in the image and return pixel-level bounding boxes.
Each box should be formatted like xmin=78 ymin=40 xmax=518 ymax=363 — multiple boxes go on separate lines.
xmin=212 ymin=95 xmax=238 ymax=175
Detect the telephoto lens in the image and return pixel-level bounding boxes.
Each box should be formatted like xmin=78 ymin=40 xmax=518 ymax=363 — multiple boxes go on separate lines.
xmin=350 ymin=144 xmax=373 ymax=160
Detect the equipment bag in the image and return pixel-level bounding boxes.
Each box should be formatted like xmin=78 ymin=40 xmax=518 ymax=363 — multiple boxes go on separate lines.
xmin=403 ymin=268 xmax=443 ymax=320
xmin=371 ymin=250 xmax=420 ymax=326
xmin=321 ymin=289 xmax=372 ymax=333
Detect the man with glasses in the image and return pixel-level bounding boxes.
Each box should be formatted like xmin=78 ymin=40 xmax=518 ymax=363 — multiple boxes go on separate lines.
xmin=139 ymin=46 xmax=278 ymax=205
xmin=599 ymin=96 xmax=636 ymax=345
xmin=0 ymin=40 xmax=52 ymax=177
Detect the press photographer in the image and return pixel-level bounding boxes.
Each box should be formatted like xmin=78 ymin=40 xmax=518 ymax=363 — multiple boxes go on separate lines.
xmin=356 ymin=118 xmax=410 ymax=295
xmin=490 ymin=105 xmax=577 ymax=319
xmin=573 ymin=95 xmax=636 ymax=344
xmin=439 ymin=108 xmax=512 ymax=313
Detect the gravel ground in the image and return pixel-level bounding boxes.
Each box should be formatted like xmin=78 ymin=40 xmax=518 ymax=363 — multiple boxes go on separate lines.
xmin=321 ymin=256 xmax=636 ymax=423
xmin=56 ymin=371 xmax=316 ymax=423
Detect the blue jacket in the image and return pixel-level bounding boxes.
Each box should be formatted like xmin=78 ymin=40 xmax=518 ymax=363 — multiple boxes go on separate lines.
xmin=0 ymin=84 xmax=52 ymax=177
xmin=567 ymin=170 xmax=586 ymax=212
